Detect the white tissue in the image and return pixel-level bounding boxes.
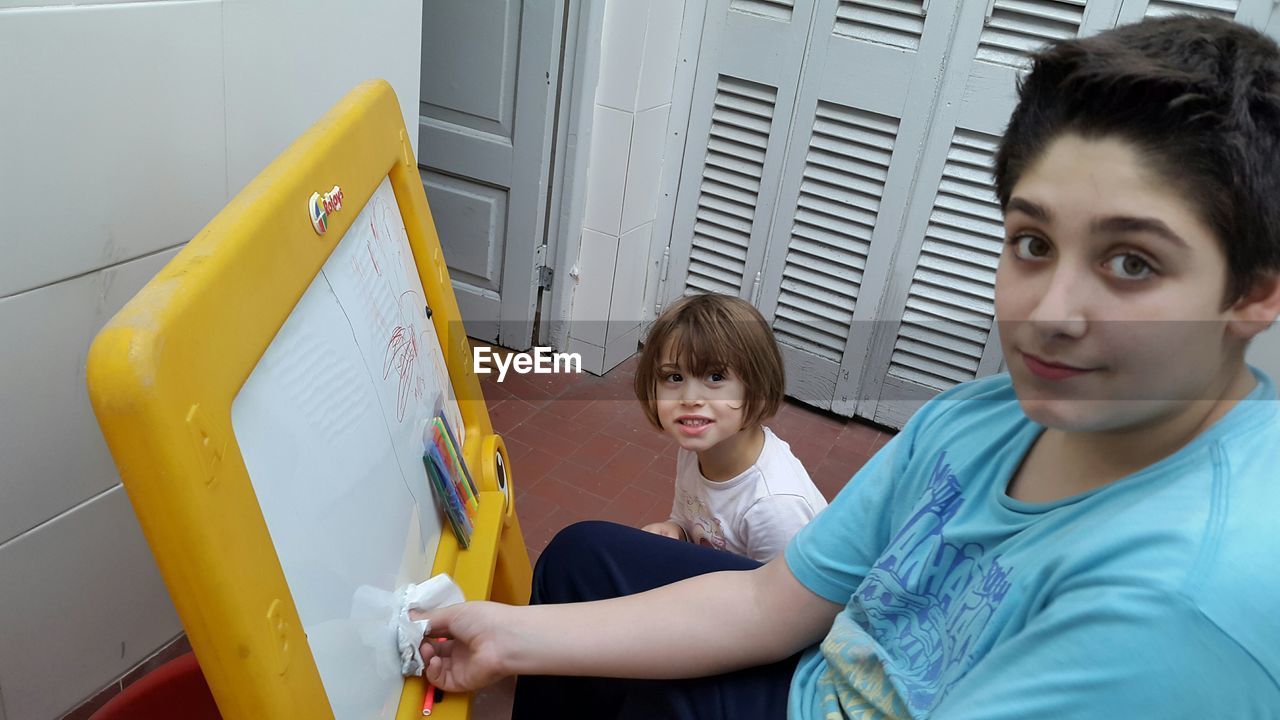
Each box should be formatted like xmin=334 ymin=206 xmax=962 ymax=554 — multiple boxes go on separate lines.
xmin=395 ymin=574 xmax=466 ymax=676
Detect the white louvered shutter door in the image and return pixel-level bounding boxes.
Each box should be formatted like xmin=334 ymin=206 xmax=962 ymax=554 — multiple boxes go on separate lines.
xmin=664 ymin=0 xmax=816 ymax=301
xmin=752 ymin=0 xmax=965 ymax=411
xmin=856 ymin=0 xmax=1124 ymax=428
xmin=1116 ymin=0 xmax=1273 ymax=28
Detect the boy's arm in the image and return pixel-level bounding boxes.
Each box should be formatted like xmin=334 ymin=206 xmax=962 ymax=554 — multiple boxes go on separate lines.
xmin=512 ymin=554 xmax=841 ymax=678
xmin=415 ymin=554 xmax=842 ymax=691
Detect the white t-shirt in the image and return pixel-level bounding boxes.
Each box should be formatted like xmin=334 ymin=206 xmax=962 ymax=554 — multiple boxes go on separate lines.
xmin=668 ymin=426 xmax=828 ymax=562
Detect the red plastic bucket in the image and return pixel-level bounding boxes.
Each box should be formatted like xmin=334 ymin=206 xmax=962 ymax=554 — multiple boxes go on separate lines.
xmin=90 ymin=652 xmax=221 ymax=720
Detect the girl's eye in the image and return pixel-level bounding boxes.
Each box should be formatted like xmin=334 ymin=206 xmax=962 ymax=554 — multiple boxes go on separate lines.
xmin=664 ymin=373 xmax=683 ymax=383
xmin=1105 ymin=253 xmax=1155 ymax=280
xmin=708 ymin=372 xmax=726 ymax=383
xmin=1010 ymin=234 xmax=1052 ymax=260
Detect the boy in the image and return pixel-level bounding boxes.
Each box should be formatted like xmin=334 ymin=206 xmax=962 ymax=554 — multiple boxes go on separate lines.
xmin=413 ymin=16 xmax=1280 ymax=719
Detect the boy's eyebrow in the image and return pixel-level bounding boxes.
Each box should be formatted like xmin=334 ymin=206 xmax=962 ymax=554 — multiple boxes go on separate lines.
xmin=1090 ymin=216 xmax=1189 ymax=249
xmin=1007 ymin=196 xmax=1189 ymax=249
xmin=1007 ymin=197 xmax=1051 ymax=222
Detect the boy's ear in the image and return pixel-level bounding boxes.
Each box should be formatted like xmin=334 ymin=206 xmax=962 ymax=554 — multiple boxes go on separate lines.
xmin=1228 ymin=272 xmax=1280 ymax=340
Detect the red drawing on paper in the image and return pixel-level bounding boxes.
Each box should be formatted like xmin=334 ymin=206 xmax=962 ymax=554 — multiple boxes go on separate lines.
xmin=382 ymin=291 xmax=426 ymax=422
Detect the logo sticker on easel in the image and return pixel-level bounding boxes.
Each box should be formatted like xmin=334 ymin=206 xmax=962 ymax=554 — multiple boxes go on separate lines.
xmin=309 ymin=185 xmax=344 ymax=235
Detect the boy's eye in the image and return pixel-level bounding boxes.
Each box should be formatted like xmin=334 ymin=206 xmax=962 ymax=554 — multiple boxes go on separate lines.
xmin=1105 ymin=253 xmax=1155 ymax=280
xmin=1010 ymin=234 xmax=1052 ymax=260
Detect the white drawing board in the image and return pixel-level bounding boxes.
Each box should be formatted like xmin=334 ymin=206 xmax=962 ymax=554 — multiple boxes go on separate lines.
xmin=230 ymin=177 xmax=463 ymax=719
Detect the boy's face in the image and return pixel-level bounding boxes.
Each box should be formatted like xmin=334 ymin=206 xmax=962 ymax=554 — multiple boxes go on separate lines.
xmin=995 ymin=133 xmax=1245 ymax=433
xmin=653 ymin=340 xmax=749 ymax=453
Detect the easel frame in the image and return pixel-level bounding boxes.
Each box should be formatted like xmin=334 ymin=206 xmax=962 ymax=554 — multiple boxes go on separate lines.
xmin=87 ymin=80 xmax=531 ymax=720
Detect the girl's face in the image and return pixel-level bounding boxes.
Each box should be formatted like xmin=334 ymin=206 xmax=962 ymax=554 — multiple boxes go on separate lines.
xmin=653 ymin=343 xmax=750 ymax=453
xmin=995 ymin=133 xmax=1246 ymax=433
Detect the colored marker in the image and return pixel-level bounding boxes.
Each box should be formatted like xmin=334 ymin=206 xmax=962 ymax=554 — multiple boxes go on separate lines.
xmin=422 ymin=679 xmax=435 ymax=716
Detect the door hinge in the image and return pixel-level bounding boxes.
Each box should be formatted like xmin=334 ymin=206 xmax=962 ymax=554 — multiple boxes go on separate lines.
xmin=654 ymin=247 xmax=672 ymax=315
xmin=538 ymin=265 xmax=554 ymax=290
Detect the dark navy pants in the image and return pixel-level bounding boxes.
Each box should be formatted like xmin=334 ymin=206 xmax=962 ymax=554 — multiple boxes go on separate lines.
xmin=511 ymin=521 xmax=800 ymax=720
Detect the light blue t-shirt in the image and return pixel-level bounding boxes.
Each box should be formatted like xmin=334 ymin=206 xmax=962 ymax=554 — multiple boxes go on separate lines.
xmin=785 ymin=370 xmax=1280 ymax=719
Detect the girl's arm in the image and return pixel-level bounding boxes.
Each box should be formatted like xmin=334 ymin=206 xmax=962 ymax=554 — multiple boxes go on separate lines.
xmin=413 ymin=555 xmax=842 ymax=691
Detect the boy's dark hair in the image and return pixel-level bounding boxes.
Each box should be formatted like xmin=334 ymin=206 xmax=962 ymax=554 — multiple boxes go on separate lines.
xmin=634 ymin=293 xmax=784 ymax=432
xmin=994 ymin=15 xmax=1280 ymax=302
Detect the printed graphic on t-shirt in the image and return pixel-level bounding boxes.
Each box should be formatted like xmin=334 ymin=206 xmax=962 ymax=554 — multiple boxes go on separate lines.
xmin=821 ymin=452 xmax=1015 ymax=717
xmin=676 ymin=488 xmax=727 ymax=551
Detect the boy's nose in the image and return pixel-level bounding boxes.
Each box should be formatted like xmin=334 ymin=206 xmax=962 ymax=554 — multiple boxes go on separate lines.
xmin=1028 ymin=267 xmax=1089 ymax=339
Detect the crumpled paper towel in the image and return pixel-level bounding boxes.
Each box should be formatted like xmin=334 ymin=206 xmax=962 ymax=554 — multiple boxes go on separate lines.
xmin=395 ymin=574 xmax=466 ymax=676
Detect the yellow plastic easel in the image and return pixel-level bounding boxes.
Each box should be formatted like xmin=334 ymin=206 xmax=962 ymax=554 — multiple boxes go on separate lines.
xmin=86 ymin=80 xmax=530 ymax=720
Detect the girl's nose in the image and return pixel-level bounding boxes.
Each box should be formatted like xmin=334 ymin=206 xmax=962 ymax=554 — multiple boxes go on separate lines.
xmin=678 ymin=382 xmax=704 ymax=405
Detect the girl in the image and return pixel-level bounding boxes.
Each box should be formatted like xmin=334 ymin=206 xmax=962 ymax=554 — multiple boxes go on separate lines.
xmin=634 ymin=293 xmax=827 ymax=562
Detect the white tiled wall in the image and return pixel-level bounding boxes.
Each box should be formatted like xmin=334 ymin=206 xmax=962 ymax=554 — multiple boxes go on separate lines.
xmin=0 ymin=248 xmax=179 ymax=544
xmin=0 ymin=488 xmax=180 ymax=720
xmin=0 ymin=1 xmax=421 ymax=718
xmin=222 ymin=0 xmax=423 ymax=196
xmin=0 ymin=1 xmax=227 ymax=297
xmin=569 ymin=0 xmax=686 ymax=374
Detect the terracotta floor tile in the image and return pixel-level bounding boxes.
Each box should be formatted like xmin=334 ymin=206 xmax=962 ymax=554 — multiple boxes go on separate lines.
xmin=525 ymin=473 xmax=611 ymax=519
xmin=502 ymin=436 xmax=532 ymax=463
xmin=597 ymin=484 xmax=667 ymax=528
xmin=489 ymin=398 xmax=540 ymax=435
xmin=788 ymin=438 xmax=832 ymax=473
xmin=542 ymin=398 xmax=592 ymax=421
xmin=601 ymin=416 xmax=672 ymax=454
xmin=812 ymin=452 xmax=871 ymax=501
xmin=506 ymin=417 xmax=591 ymax=459
xmin=564 ymin=433 xmax=628 ymax=471
xmin=510 ymin=447 xmax=561 ymax=493
xmin=836 ymin=422 xmax=882 ymax=456
xmin=477 ymin=377 xmax=513 ymax=404
xmin=496 ymin=373 xmax=558 ymax=407
xmin=602 ymin=443 xmax=662 ymax=479
xmin=572 ymin=399 xmax=632 ymax=428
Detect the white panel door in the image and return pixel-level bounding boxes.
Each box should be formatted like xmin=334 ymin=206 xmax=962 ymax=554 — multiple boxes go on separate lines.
xmin=418 ymin=1 xmax=561 ymax=348
xmin=752 ymin=0 xmax=965 ymax=411
xmin=663 ymin=0 xmax=817 ymax=302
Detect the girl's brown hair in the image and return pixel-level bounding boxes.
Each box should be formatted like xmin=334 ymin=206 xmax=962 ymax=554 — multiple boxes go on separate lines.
xmin=633 ymin=293 xmax=785 ymax=431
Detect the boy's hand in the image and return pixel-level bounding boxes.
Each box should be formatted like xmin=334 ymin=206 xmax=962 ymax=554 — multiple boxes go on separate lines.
xmin=410 ymin=601 xmax=518 ymax=693
xmin=642 ymin=521 xmax=686 ymax=540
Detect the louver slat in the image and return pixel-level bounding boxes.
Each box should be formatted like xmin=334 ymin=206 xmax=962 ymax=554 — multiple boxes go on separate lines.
xmin=685 ymin=77 xmax=778 ymax=297
xmin=976 ymin=0 xmax=1085 ymax=68
xmin=833 ymin=0 xmax=928 ymax=51
xmin=730 ymin=0 xmax=795 ymax=23
xmin=887 ymin=129 xmax=1003 ymax=391
xmin=772 ymin=103 xmax=899 ymax=362
xmin=1145 ymin=0 xmax=1238 ymax=20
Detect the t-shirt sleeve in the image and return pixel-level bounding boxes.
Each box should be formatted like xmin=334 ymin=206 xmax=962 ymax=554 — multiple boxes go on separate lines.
xmin=930 ymin=586 xmax=1280 ymax=719
xmin=739 ymin=494 xmax=821 ymax=562
xmin=784 ymin=418 xmax=923 ymax=605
